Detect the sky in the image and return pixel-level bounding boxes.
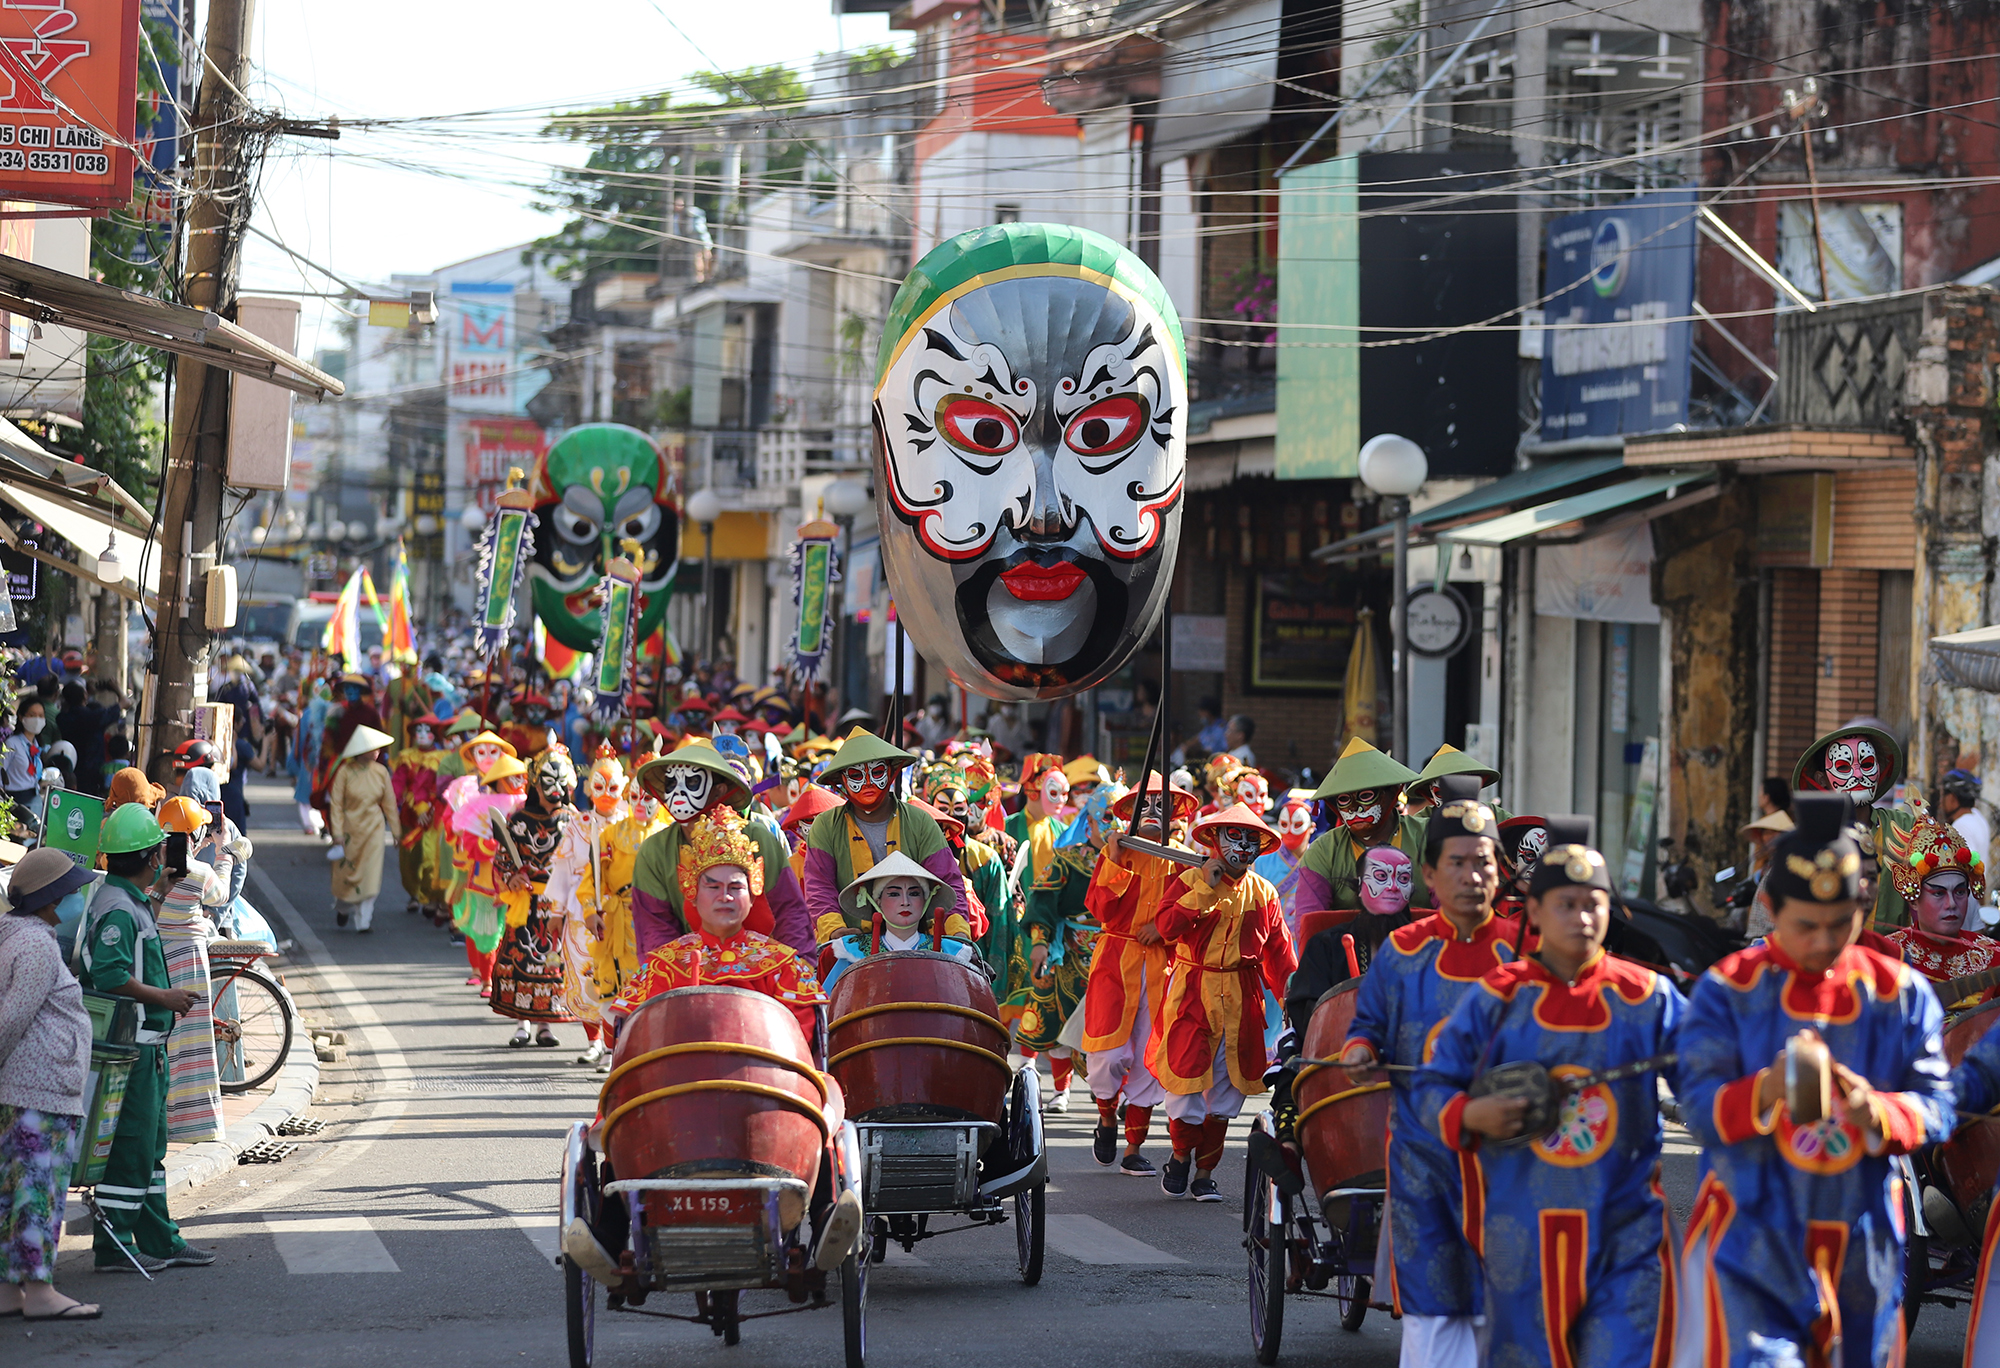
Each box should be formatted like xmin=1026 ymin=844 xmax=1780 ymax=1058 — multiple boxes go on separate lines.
xmin=237 ymin=0 xmax=906 ymax=354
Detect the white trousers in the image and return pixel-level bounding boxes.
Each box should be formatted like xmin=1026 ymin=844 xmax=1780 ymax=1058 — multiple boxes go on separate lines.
xmin=1398 ymin=1314 xmax=1480 ymax=1368
xmin=1161 ymin=1036 xmax=1244 ymax=1124
xmin=1085 ymin=976 xmax=1165 ymax=1109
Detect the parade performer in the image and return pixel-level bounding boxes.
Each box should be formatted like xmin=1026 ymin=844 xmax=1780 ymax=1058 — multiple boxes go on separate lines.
xmin=1794 ymin=724 xmax=1905 ymax=926
xmin=1674 ymin=794 xmax=1953 ymax=1368
xmin=1416 ymin=824 xmax=1684 ymax=1368
xmin=822 ymin=852 xmax=981 ymax=991
xmin=781 ymin=785 xmax=842 ymax=886
xmin=801 ymin=731 xmax=968 ymax=946
xmin=1336 ymin=774 xmax=1516 ymax=1367
xmin=1287 ymin=844 xmax=1415 ymax=1030
xmin=563 ymin=807 xmax=864 ymax=1284
xmin=923 ymin=764 xmax=1012 ymax=983
xmin=77 ymin=806 xmax=213 ymax=1272
xmin=490 ymin=747 xmax=579 ymax=1047
xmin=1404 ymin=743 xmax=1500 ymax=816
xmin=1255 ymin=793 xmax=1314 ymax=945
xmin=390 ymin=709 xmax=450 ymax=921
xmin=500 ymin=690 xmax=556 ymax=762
xmin=629 ymin=741 xmax=812 ymax=957
xmin=314 ymin=672 xmax=384 ymax=827
xmin=1952 ymin=1014 xmax=2000 ymax=1366
xmin=574 ymin=780 xmax=663 ymax=1038
xmin=1879 ymin=795 xmax=2000 ymax=1008
xmin=328 ymin=726 xmax=401 ymax=933
xmin=1005 ymin=755 xmax=1070 ymax=885
xmin=443 ymin=730 xmax=517 ymax=986
xmin=547 ymin=745 xmax=628 ymax=1067
xmin=1020 ymin=787 xmax=1115 ymax=1114
xmin=1082 ymin=775 xmax=1197 ymax=1176
xmin=1148 ymin=802 xmax=1297 ymax=1202
xmin=1297 ymin=738 xmax=1431 ymax=922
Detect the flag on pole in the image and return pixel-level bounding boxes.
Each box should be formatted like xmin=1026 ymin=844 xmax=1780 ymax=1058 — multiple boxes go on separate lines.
xmin=359 ymin=569 xmax=391 ymax=639
xmin=322 ymin=567 xmax=365 ymax=665
xmin=1342 ymin=606 xmax=1379 ymax=748
xmin=387 ymin=538 xmax=417 ymax=665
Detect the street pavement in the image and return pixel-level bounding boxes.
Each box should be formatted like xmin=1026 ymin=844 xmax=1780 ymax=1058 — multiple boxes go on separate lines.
xmin=8 ymin=776 xmax=1975 ymax=1366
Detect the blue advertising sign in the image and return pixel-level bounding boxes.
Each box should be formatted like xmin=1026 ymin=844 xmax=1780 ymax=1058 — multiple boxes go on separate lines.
xmin=1540 ymin=189 xmax=1697 ymax=442
xmin=134 ymin=0 xmax=183 ymax=254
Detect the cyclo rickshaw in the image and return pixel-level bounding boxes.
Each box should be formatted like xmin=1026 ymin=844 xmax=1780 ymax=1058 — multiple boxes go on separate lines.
xmin=1245 ymin=975 xmax=1393 ymax=1361
xmin=826 ymin=946 xmax=1048 ymax=1282
xmin=556 ymin=984 xmax=868 ymax=1368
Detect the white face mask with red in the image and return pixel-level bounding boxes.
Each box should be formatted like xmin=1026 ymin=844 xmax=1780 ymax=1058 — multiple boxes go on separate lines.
xmin=1037 ymin=771 xmax=1069 ymax=814
xmin=1276 ymin=802 xmax=1313 ymax=852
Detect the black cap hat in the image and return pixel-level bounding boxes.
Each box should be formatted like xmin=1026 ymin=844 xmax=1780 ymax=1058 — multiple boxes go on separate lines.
xmin=1765 ymin=793 xmax=1862 ymax=905
xmin=1527 ymin=816 xmax=1613 ymax=897
xmin=1423 ymin=773 xmax=1497 ymax=863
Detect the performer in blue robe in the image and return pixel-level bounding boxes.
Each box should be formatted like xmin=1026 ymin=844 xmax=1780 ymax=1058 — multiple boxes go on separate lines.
xmin=1674 ymin=794 xmax=1954 ymax=1368
xmin=1949 ymin=1014 xmax=2000 ymax=1365
xmin=1337 ymin=775 xmax=1516 ymax=1368
xmin=1416 ymin=819 xmax=1685 ymax=1368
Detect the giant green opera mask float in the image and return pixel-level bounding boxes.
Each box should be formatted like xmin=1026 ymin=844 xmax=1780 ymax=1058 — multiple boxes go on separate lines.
xmin=530 ymin=423 xmax=681 ymax=654
xmin=873 ymin=223 xmax=1186 ymax=700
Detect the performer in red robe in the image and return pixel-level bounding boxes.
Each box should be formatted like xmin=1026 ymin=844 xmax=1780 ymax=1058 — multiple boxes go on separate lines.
xmin=1879 ymin=794 xmax=2000 ymax=1008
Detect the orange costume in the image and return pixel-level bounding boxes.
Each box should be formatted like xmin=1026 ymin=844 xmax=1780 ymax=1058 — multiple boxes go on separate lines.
xmin=1147 ymin=804 xmax=1298 ymax=1179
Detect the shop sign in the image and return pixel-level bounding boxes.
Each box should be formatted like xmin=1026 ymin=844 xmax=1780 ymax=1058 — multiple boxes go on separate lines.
xmin=1171 ymin=614 xmax=1227 ymax=672
xmin=449 ymin=281 xmax=517 ymax=413
xmin=2 ymin=535 xmax=34 ymax=599
xmin=40 ymin=787 xmax=101 ymax=869
xmin=1540 ymin=187 xmax=1696 ymax=441
xmin=1250 ymin=568 xmax=1358 ymax=692
xmin=0 ymin=0 xmax=142 ymax=211
xmin=464 ymin=417 xmax=545 ymax=511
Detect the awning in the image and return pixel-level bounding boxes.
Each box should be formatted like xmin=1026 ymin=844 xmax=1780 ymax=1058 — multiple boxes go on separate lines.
xmin=1152 ymin=0 xmax=1280 ymax=157
xmin=0 ymin=476 xmax=160 ymax=605
xmin=1435 ymin=471 xmax=1715 ymax=547
xmin=0 ymin=253 xmax=343 ymax=399
xmin=1932 ymin=625 xmax=2000 ymax=693
xmin=1310 ymin=454 xmax=1629 ymax=562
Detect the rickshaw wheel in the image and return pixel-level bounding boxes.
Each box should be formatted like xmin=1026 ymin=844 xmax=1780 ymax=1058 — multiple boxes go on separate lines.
xmin=1340 ymin=1275 xmax=1371 ymax=1332
xmin=562 ymin=1254 xmax=594 ymax=1368
xmin=1016 ymin=1181 xmax=1046 ymax=1285
xmin=1247 ymin=1168 xmax=1286 ymax=1364
xmin=842 ymin=1250 xmax=868 ymax=1368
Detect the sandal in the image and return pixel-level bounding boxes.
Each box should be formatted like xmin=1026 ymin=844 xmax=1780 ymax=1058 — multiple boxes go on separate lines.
xmin=463 ymin=974 xmax=482 ymax=986
xmin=24 ymin=1302 xmax=102 ymax=1321
xmin=535 ymin=1027 xmax=559 ymax=1047
xmin=508 ymin=1025 xmax=531 ymax=1048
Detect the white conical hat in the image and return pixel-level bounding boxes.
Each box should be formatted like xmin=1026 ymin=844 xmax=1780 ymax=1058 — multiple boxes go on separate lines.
xmin=341 ymin=725 xmax=395 ymax=760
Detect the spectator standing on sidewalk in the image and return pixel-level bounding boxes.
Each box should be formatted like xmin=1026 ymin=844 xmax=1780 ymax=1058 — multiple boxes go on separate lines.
xmin=0 ymin=847 xmax=102 ymax=1318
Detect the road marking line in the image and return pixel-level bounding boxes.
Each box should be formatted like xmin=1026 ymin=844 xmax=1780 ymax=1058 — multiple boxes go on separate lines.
xmin=1042 ymin=1214 xmax=1185 ymax=1265
xmin=512 ymin=1210 xmax=560 ymax=1262
xmin=265 ymin=1214 xmax=400 ymax=1273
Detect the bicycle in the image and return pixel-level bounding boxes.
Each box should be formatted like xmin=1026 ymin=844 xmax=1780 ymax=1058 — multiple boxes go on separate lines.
xmin=204 ymin=939 xmax=296 ymax=1093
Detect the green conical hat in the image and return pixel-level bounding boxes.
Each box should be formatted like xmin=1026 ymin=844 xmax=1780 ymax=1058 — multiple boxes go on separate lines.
xmin=1414 ymin=743 xmax=1499 ymax=789
xmin=635 ymin=739 xmax=749 ymax=805
xmin=874 ymin=223 xmax=1187 ymax=387
xmin=821 ymin=728 xmax=918 ymax=779
xmin=1313 ymin=737 xmax=1419 ymax=800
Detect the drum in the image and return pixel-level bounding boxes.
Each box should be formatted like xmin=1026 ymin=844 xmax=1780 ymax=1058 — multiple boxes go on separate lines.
xmin=599 ymin=985 xmax=833 ymax=1192
xmin=826 ymin=951 xmax=1009 ymax=1123
xmin=1937 ymin=1001 xmax=2000 ymax=1220
xmin=1294 ymin=980 xmax=1391 ymax=1203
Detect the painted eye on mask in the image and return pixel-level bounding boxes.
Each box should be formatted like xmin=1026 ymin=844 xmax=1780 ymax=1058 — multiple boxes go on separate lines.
xmin=1062 ymin=394 xmax=1146 ymax=460
xmin=936 ymin=396 xmax=1020 ymax=459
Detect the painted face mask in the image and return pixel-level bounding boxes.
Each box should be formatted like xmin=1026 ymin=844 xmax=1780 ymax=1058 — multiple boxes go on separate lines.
xmin=655 ymin=765 xmax=716 ymax=824
xmin=1236 ymin=773 xmax=1269 ymax=812
xmin=842 ymin=761 xmax=896 ymax=810
xmin=471 ymin=743 xmax=504 ymax=774
xmin=411 ymin=724 xmax=435 ymax=751
xmin=1511 ymin=826 xmax=1549 ymax=889
xmin=587 ymin=758 xmax=626 ymax=816
xmin=1276 ymin=801 xmax=1314 ymax=851
xmin=343 ymin=683 xmax=365 ymax=703
xmin=1037 ymin=771 xmax=1070 ymax=813
xmin=1215 ymin=825 xmax=1264 ymax=870
xmin=627 ymin=790 xmax=661 ymax=825
xmin=1359 ymin=847 xmax=1415 ymax=915
xmin=1820 ymin=735 xmax=1884 ymax=803
xmin=872 ymin=224 xmax=1186 ymax=700
xmin=523 ymin=704 xmax=550 ymax=726
xmin=530 ymin=423 xmax=681 ymax=654
xmin=534 ymin=752 xmax=577 ymax=806
xmin=1335 ymin=789 xmax=1386 ymax=831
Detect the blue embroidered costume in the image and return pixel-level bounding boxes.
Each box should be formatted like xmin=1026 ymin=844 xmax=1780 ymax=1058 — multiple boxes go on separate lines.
xmin=1416 ymin=951 xmax=1685 ymax=1368
xmin=1950 ymin=1013 xmax=2000 ymax=1363
xmin=1673 ymin=940 xmax=1952 ymax=1368
xmin=1342 ymin=909 xmax=1515 ymax=1316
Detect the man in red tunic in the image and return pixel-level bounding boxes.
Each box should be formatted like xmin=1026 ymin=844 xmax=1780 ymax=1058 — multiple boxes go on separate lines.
xmin=1880 ymin=794 xmax=2000 ymax=1008
xmin=1147 ymin=803 xmax=1298 ymax=1202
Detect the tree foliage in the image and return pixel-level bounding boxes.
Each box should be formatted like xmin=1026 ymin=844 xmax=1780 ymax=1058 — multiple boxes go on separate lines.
xmin=530 ymin=65 xmax=812 ymax=281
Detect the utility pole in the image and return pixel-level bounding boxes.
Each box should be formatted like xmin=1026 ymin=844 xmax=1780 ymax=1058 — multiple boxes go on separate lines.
xmin=150 ymin=0 xmax=256 ymax=775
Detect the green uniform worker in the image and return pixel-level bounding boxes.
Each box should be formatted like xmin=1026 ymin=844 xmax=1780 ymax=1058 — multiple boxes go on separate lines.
xmin=76 ymin=805 xmax=214 ymax=1272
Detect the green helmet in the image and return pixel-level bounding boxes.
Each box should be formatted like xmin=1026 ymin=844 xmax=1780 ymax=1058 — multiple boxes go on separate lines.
xmin=99 ymin=804 xmax=166 ymax=855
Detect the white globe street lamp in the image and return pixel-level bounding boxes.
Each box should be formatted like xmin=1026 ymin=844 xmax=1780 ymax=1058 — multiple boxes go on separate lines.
xmin=1358 ymin=433 xmax=1429 ymax=765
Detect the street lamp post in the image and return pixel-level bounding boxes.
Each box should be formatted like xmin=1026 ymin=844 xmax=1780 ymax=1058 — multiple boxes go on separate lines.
xmin=686 ymin=487 xmax=723 ymax=674
xmin=1358 ymin=433 xmax=1428 ymax=765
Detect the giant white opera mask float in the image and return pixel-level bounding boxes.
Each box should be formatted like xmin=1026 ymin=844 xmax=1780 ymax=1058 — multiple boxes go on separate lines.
xmin=872 ymin=224 xmax=1186 ymax=699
